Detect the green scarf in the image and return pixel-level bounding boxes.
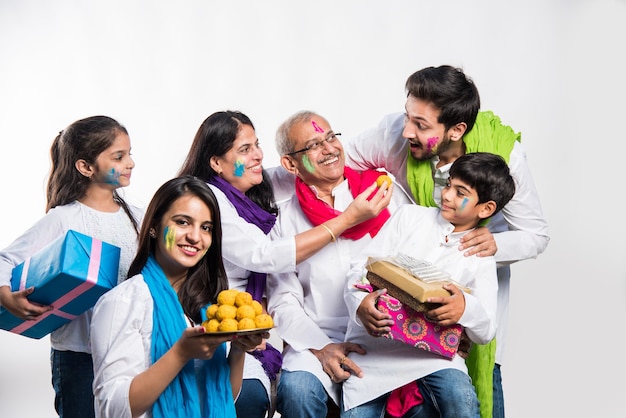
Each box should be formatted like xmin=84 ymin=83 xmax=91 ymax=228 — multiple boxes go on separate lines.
xmin=406 ymin=110 xmax=521 ymax=418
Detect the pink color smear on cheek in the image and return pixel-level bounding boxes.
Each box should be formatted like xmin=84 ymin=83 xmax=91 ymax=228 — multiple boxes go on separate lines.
xmin=311 ymin=120 xmax=324 ymax=133
xmin=426 ymin=137 xmax=439 ymax=151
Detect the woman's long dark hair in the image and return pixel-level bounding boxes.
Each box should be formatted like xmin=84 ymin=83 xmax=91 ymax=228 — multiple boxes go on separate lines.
xmin=127 ymin=176 xmax=228 ymax=322
xmin=178 ymin=110 xmax=278 ymax=215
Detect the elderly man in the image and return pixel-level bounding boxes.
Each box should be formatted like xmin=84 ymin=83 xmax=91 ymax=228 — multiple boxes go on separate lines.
xmin=266 ymin=111 xmax=411 ymax=418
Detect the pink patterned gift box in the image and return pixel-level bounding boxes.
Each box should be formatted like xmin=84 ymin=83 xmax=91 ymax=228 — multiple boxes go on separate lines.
xmin=376 ymin=293 xmax=462 ymax=359
xmin=355 ymin=282 xmax=462 ymax=359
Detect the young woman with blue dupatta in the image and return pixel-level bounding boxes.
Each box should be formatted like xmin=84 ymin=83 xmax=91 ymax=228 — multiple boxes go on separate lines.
xmin=90 ymin=176 xmax=267 ymax=417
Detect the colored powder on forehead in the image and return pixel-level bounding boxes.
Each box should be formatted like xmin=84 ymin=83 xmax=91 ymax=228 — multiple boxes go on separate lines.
xmin=164 ymin=226 xmax=176 ymax=250
xmin=426 ymin=136 xmax=439 ymax=151
xmin=460 ymin=197 xmax=469 ymax=210
xmin=302 ymin=155 xmax=315 ymax=173
xmin=311 ymin=120 xmax=325 ymax=133
xmin=105 ymin=168 xmax=121 ymax=186
xmin=234 ymin=159 xmax=245 ymax=177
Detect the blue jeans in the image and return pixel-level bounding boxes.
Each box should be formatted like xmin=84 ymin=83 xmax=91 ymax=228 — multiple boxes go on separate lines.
xmin=493 ymin=363 xmax=505 ymax=418
xmin=340 ymin=393 xmax=388 ymax=418
xmin=341 ymin=371 xmax=477 ymax=418
xmin=416 ymin=368 xmax=481 ymax=418
xmin=51 ymin=349 xmax=95 ymax=418
xmin=276 ymin=370 xmax=331 ymax=418
xmin=235 ymin=378 xmax=269 ymax=418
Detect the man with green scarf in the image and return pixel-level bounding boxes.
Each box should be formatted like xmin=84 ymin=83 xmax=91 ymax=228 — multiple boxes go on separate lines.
xmin=343 ymin=65 xmax=550 ymax=418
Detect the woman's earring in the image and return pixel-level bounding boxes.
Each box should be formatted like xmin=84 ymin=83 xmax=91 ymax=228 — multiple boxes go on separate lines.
xmin=149 ymin=229 xmax=156 ymax=238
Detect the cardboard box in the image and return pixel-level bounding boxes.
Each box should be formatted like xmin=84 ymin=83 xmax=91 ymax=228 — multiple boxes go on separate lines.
xmin=0 ymin=230 xmax=120 ymax=339
xmin=365 ymin=257 xmax=470 ymax=313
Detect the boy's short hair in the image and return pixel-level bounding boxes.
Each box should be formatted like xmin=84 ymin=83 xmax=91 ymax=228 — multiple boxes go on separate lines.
xmin=449 ymin=152 xmax=515 ymax=214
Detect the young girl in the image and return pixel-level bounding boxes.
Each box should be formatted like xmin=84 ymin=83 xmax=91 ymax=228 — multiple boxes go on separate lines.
xmin=0 ymin=115 xmax=143 ymax=418
xmin=90 ymin=176 xmax=266 ymax=418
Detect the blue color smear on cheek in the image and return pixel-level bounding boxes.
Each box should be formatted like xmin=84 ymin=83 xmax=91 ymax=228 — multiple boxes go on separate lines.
xmin=234 ymin=160 xmax=245 ymax=177
xmin=460 ymin=198 xmax=469 ymax=211
xmin=105 ymin=168 xmax=121 ymax=185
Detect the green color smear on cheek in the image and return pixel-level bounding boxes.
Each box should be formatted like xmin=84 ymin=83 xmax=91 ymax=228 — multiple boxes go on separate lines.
xmin=164 ymin=226 xmax=176 ymax=250
xmin=302 ymin=155 xmax=315 ymax=173
xmin=234 ymin=159 xmax=245 ymax=177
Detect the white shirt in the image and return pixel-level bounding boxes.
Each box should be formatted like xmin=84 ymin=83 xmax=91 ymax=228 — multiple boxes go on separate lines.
xmin=342 ymin=204 xmax=498 ymax=410
xmin=209 ymin=184 xmax=296 ymax=290
xmin=0 ymin=201 xmax=142 ymax=353
xmin=209 ymin=184 xmax=297 ymax=400
xmin=91 ymin=275 xmax=153 ymax=418
xmin=342 ymin=112 xmax=550 ymax=363
xmin=266 ymin=178 xmax=410 ymax=404
xmin=91 ymin=275 xmax=230 ymax=418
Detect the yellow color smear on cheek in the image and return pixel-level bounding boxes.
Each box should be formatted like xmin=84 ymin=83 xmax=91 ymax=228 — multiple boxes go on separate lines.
xmin=164 ymin=226 xmax=176 ymax=250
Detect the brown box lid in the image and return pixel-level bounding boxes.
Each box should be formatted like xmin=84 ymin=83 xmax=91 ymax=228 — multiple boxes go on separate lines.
xmin=365 ymin=256 xmax=470 ymax=311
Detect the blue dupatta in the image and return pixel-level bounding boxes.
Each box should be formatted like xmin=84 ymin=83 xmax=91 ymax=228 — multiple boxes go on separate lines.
xmin=142 ymin=255 xmax=236 ymax=418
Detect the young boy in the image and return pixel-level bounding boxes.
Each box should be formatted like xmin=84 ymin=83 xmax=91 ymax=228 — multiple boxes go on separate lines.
xmin=341 ymin=152 xmax=516 ymax=418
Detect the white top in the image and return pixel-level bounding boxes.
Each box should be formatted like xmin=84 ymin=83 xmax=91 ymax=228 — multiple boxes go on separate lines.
xmin=91 ymin=275 xmax=153 ymax=418
xmin=0 ymin=201 xmax=142 ymax=352
xmin=209 ymin=184 xmax=296 ymax=290
xmin=267 ymin=179 xmax=410 ymax=404
xmin=342 ymin=204 xmax=498 ymax=410
xmin=342 ymin=112 xmax=550 ymax=362
xmin=208 ymin=184 xmax=297 ymax=400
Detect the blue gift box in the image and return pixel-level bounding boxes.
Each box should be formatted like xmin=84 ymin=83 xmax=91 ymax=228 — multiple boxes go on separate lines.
xmin=0 ymin=230 xmax=120 ymax=339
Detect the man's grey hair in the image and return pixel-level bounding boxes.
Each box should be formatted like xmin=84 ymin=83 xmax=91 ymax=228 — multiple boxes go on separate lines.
xmin=275 ymin=110 xmax=323 ymax=156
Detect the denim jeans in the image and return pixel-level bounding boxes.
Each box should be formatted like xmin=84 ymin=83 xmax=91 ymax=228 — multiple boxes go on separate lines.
xmin=235 ymin=378 xmax=269 ymax=418
xmin=51 ymin=349 xmax=95 ymax=418
xmin=340 ymin=393 xmax=388 ymax=418
xmin=493 ymin=363 xmax=505 ymax=418
xmin=276 ymin=370 xmax=330 ymax=418
xmin=417 ymin=368 xmax=481 ymax=418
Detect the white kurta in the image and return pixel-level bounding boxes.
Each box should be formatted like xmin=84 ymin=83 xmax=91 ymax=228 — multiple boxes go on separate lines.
xmin=342 ymin=204 xmax=498 ymax=410
xmin=342 ymin=112 xmax=550 ymax=363
xmin=91 ymin=275 xmax=153 ymax=418
xmin=209 ymin=184 xmax=298 ymax=400
xmin=267 ymin=179 xmax=410 ymax=404
xmin=91 ymin=275 xmax=233 ymax=418
xmin=0 ymin=201 xmax=142 ymax=353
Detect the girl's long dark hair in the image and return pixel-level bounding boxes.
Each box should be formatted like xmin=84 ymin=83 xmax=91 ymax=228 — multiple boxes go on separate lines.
xmin=127 ymin=176 xmax=228 ymax=322
xmin=47 ymin=115 xmax=140 ymax=233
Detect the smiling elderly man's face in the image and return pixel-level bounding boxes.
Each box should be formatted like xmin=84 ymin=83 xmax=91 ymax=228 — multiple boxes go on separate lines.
xmin=287 ymin=115 xmax=345 ymax=189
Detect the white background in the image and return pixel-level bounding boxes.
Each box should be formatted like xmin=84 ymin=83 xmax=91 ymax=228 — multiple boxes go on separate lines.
xmin=1 ymin=1 xmax=625 ymax=417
